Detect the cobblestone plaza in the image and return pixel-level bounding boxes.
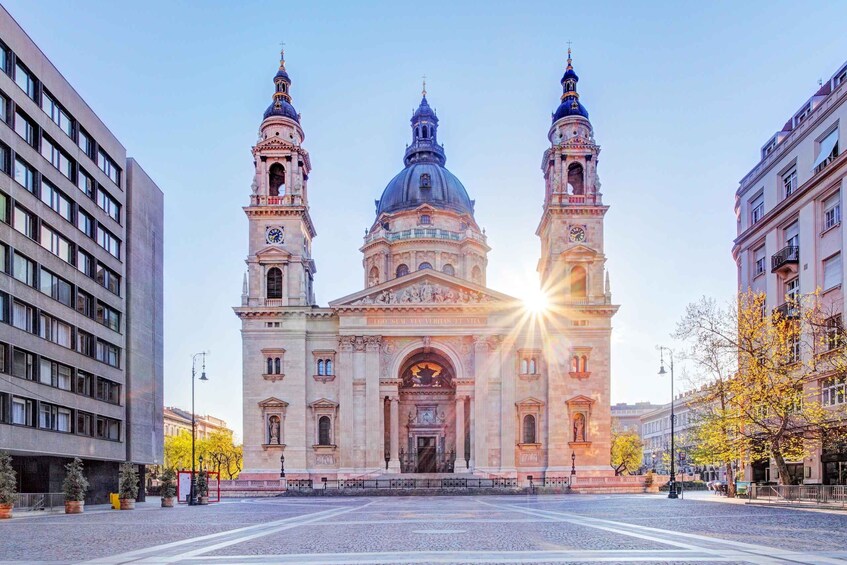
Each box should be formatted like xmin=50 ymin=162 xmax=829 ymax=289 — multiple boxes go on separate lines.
xmin=2 ymin=494 xmax=846 ymax=564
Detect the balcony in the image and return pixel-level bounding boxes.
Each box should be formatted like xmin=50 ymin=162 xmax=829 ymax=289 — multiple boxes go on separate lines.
xmin=773 ymin=301 xmax=799 ymax=320
xmin=363 ymin=227 xmax=487 ymax=246
xmin=771 ymin=245 xmax=799 ymax=274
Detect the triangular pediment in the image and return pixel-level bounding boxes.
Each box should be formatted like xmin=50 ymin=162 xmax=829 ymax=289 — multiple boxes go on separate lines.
xmin=308 ymin=398 xmax=339 ymax=409
xmin=329 ymin=270 xmax=519 ymax=308
xmin=258 ymin=397 xmax=289 ymax=409
xmin=256 ymin=246 xmax=292 ymax=261
xmin=560 ymin=243 xmax=597 ymax=261
xmin=516 ymin=396 xmax=545 ymax=408
xmin=565 ymin=395 xmax=595 ymax=407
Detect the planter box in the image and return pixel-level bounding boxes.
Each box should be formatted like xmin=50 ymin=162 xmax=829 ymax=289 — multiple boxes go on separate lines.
xmin=0 ymin=502 xmax=12 ymax=519
xmin=64 ymin=500 xmax=84 ymax=514
xmin=161 ymin=497 xmax=175 ymax=508
xmin=119 ymin=498 xmax=135 ymax=510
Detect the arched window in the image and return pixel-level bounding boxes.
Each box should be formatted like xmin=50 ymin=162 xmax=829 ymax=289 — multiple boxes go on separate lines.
xmin=267 ymin=267 xmax=283 ymax=299
xmin=568 ymin=163 xmax=584 ymax=195
xmin=422 ymin=125 xmax=428 ymax=138
xmin=368 ymin=266 xmax=379 ymax=287
xmin=418 ymin=262 xmax=432 ymax=270
xmin=520 ymin=359 xmax=528 ymax=374
xmin=529 ymin=358 xmax=537 ymax=374
xmin=318 ymin=416 xmax=332 ymax=446
xmin=420 ymin=214 xmax=431 ymax=225
xmin=523 ymin=415 xmax=536 ymax=444
xmin=268 ymin=163 xmax=286 ymax=197
xmin=571 ymin=266 xmax=587 ymax=298
xmin=581 ymin=355 xmax=588 ymax=372
xmin=274 ymin=358 xmax=281 ymax=374
xmin=267 ymin=357 xmax=273 ymax=375
xmin=317 ymin=359 xmax=324 ymax=376
xmin=416 ymin=127 xmax=420 ymax=138
xmin=572 ymin=356 xmax=579 ymax=372
xmin=325 ymin=359 xmax=333 ymax=375
xmin=471 ymin=265 xmax=482 ymax=284
xmin=442 ymin=264 xmax=455 ymax=276
xmin=420 ymin=173 xmax=431 ymax=188
xmin=396 ymin=264 xmax=409 ymax=278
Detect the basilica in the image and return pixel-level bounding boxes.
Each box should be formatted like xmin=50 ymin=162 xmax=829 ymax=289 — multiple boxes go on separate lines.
xmin=235 ymin=50 xmax=619 ymax=480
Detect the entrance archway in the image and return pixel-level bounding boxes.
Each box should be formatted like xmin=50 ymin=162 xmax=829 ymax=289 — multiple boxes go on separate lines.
xmin=396 ymin=351 xmax=457 ymax=473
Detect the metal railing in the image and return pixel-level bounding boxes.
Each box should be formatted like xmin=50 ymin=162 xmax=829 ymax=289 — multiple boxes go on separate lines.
xmin=771 ymin=245 xmax=800 ymax=272
xmin=363 ymin=228 xmax=487 ymax=245
xmin=13 ymin=493 xmax=65 ymax=512
xmin=749 ymin=484 xmax=847 ymax=508
xmin=287 ymin=477 xmax=519 ymax=492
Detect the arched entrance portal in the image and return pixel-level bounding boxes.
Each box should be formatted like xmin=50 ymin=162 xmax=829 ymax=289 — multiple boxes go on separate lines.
xmin=397 ymin=351 xmax=457 ymax=473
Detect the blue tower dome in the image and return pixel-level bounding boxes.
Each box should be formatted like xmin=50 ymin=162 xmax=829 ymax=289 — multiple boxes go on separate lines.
xmin=375 ymin=86 xmax=475 ymax=217
xmin=553 ymin=48 xmax=589 ymax=122
xmin=263 ymin=49 xmax=300 ymax=122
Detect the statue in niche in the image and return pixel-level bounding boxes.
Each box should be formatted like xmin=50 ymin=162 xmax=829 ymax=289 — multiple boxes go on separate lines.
xmin=250 ymin=176 xmax=259 ymax=195
xmin=573 ymin=413 xmax=585 ymax=442
xmin=268 ymin=415 xmax=281 ymax=444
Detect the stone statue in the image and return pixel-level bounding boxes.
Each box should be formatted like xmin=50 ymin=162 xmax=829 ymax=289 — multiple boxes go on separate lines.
xmin=573 ymin=413 xmax=585 ymax=442
xmin=351 ymin=282 xmax=495 ymax=306
xmin=251 ymin=176 xmax=259 ymax=195
xmin=269 ymin=416 xmax=280 ymax=444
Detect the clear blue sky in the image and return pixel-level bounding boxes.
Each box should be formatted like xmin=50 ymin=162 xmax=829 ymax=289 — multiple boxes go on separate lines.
xmin=5 ymin=1 xmax=847 ymax=439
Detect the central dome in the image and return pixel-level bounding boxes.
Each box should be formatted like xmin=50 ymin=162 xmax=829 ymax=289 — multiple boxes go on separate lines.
xmin=375 ymin=94 xmax=475 ymax=217
xmin=376 ymin=162 xmax=474 ymax=216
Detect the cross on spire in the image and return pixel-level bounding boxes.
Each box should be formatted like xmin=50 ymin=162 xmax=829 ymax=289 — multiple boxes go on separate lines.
xmin=422 ymin=74 xmax=427 ymax=97
xmin=279 ymin=41 xmax=286 ymax=69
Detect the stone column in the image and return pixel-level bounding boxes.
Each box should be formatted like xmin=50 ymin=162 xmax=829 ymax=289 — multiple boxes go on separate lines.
xmin=337 ymin=336 xmax=355 ymax=471
xmin=389 ymin=396 xmax=400 ymax=473
xmin=500 ymin=347 xmax=516 ymax=475
xmin=468 ymin=395 xmax=475 ymax=470
xmin=365 ymin=336 xmax=382 ymax=470
xmin=455 ymin=395 xmax=465 ymax=473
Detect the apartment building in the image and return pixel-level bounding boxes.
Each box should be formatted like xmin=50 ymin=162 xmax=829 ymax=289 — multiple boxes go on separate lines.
xmin=163 ymin=407 xmax=230 ymax=441
xmin=611 ymin=402 xmax=661 ymax=435
xmin=639 ymin=390 xmax=704 ymax=476
xmin=0 ymin=7 xmax=163 ymax=502
xmin=732 ymin=59 xmax=847 ymax=486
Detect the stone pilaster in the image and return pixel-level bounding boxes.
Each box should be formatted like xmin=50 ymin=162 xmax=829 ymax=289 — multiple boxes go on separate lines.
xmin=337 ymin=336 xmax=354 ymax=470
xmin=365 ymin=335 xmax=382 ymax=469
xmin=389 ymin=396 xmax=400 ymax=473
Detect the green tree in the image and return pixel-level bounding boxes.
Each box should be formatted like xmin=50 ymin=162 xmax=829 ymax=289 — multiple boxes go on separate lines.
xmin=610 ymin=429 xmax=643 ymax=475
xmin=163 ymin=430 xmax=196 ymax=471
xmin=204 ymin=430 xmax=243 ymax=479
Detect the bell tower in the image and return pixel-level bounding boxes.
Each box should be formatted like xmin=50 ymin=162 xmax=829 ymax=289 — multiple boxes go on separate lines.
xmin=243 ymin=49 xmax=316 ymax=308
xmin=537 ymin=49 xmax=611 ymax=307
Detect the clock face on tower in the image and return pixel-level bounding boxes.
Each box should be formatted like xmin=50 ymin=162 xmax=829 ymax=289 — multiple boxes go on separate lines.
xmin=569 ymin=226 xmax=586 ymax=243
xmin=266 ymin=226 xmax=284 ymax=245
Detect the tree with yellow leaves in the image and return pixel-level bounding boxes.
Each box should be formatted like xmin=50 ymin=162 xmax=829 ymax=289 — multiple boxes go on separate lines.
xmin=676 ymin=290 xmax=845 ymax=488
xmin=610 ymin=429 xmax=643 ymax=475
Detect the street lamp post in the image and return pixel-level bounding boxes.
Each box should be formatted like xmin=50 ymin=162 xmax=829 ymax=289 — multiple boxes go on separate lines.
xmin=658 ymin=347 xmax=678 ymax=499
xmin=189 ymin=352 xmax=208 ymax=506
xmin=571 ymin=451 xmax=576 ymax=476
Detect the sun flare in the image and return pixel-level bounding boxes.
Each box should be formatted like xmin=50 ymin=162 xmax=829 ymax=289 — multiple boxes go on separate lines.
xmin=523 ymin=287 xmax=550 ymax=314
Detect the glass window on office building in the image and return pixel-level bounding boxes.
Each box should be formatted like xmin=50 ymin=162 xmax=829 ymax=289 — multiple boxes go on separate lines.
xmin=14 ymin=61 xmax=36 ymax=100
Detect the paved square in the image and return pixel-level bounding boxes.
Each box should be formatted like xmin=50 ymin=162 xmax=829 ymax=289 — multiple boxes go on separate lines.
xmin=2 ymin=494 xmax=846 ymax=564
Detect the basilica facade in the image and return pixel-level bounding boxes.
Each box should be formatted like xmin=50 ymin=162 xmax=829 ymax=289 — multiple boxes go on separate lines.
xmin=235 ymin=50 xmax=619 ymax=480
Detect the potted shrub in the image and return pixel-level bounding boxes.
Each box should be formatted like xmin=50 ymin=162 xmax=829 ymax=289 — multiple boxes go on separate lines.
xmin=118 ymin=461 xmax=139 ymax=510
xmin=196 ymin=470 xmax=209 ymax=505
xmin=0 ymin=451 xmax=16 ymax=519
xmin=160 ymin=468 xmax=177 ymax=508
xmin=62 ymin=458 xmax=89 ymax=514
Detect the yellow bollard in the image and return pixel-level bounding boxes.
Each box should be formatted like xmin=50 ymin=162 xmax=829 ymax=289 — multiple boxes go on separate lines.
xmin=110 ymin=493 xmax=120 ymax=510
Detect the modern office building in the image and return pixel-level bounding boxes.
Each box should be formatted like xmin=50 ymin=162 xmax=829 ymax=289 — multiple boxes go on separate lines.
xmin=732 ymin=59 xmax=847 ymax=485
xmin=0 ymin=7 xmax=163 ymax=502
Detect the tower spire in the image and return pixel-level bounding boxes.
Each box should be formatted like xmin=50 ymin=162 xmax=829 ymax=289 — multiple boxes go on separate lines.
xmin=263 ymin=46 xmax=299 ymax=122
xmin=552 ymin=45 xmax=589 ymax=122
xmin=422 ymin=75 xmax=427 ymax=97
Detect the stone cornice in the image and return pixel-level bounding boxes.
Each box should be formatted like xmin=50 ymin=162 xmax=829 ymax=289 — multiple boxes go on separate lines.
xmin=243 ymin=205 xmax=317 ymax=238
xmin=233 ymin=307 xmax=336 ymax=319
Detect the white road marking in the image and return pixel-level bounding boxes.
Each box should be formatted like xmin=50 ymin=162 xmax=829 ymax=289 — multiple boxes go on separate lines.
xmin=480 ymin=500 xmax=847 ymax=565
xmin=82 ymin=503 xmax=369 ymax=565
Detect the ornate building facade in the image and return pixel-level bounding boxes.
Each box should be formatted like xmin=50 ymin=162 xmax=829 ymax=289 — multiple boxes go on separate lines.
xmin=235 ymin=50 xmax=619 ymax=480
